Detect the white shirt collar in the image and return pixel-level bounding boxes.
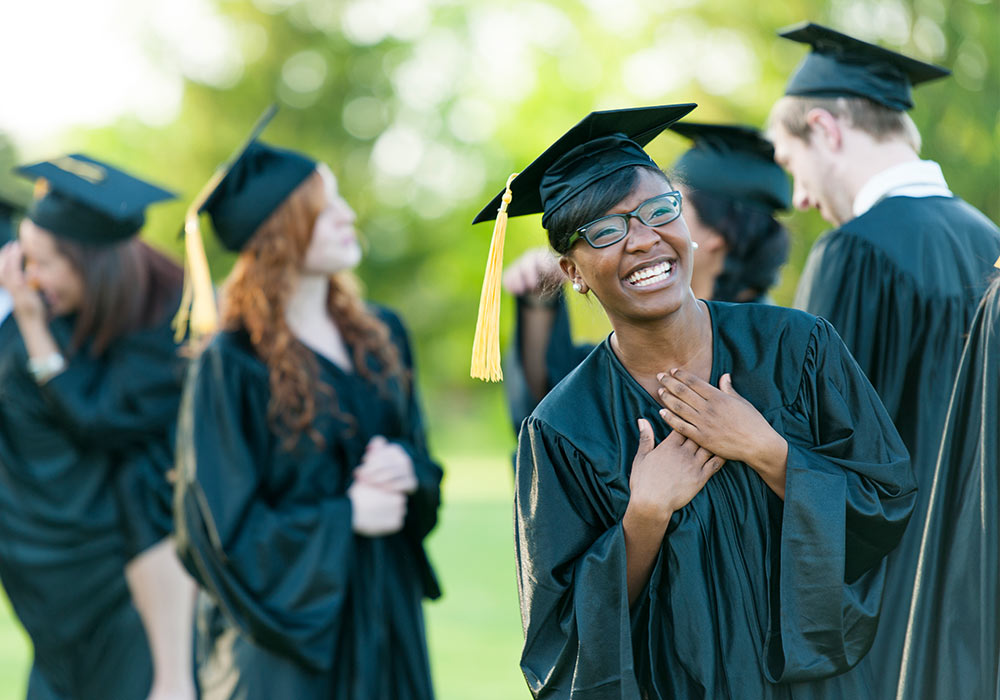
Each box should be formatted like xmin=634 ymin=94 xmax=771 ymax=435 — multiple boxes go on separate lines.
xmin=852 ymin=159 xmax=953 ymax=219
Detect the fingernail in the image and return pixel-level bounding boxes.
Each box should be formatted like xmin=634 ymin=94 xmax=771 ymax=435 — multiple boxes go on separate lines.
xmin=670 ymin=368 xmax=678 ymax=376
xmin=659 ymin=408 xmax=668 ymax=417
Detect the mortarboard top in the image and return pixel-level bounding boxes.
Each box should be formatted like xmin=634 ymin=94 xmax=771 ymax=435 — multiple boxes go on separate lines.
xmin=669 ymin=122 xmax=791 ymax=212
xmin=175 ymin=105 xmax=317 ymax=342
xmin=472 ymin=104 xmax=697 ymax=228
xmin=470 ymin=104 xmax=696 ymax=382
xmin=15 ymin=154 xmax=175 ymax=245
xmin=780 ymin=22 xmax=950 ymax=111
xmin=196 ymin=105 xmax=317 ymax=252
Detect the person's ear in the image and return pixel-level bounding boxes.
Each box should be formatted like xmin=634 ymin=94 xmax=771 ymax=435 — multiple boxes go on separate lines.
xmin=805 ymin=108 xmax=843 ymax=152
xmin=559 ymin=255 xmax=588 ymax=294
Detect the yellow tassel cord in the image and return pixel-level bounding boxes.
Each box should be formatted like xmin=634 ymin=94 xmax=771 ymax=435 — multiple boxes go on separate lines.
xmin=994 ymin=255 xmax=999 ymax=269
xmin=471 ymin=172 xmax=518 ymax=382
xmin=172 ymin=170 xmax=226 ymax=343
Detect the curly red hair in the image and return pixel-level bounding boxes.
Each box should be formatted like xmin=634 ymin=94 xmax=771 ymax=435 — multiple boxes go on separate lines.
xmin=220 ymin=169 xmax=404 ymax=448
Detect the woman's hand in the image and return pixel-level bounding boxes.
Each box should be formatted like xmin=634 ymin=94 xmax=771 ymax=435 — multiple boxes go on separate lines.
xmin=623 ymin=418 xmax=723 ymax=605
xmin=657 ymin=370 xmax=788 ymax=498
xmin=627 ymin=417 xmax=724 ymax=523
xmin=0 ymin=242 xmax=45 ymax=322
xmin=347 ymin=480 xmax=407 ymax=537
xmin=353 ymin=435 xmax=418 ymax=495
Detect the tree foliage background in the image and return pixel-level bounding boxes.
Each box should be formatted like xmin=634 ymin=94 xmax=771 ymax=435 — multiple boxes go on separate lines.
xmin=1 ymin=0 xmax=996 ymax=446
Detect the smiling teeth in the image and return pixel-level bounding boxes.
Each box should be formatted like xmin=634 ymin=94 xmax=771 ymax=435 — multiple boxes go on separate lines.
xmin=627 ymin=261 xmax=673 ymax=286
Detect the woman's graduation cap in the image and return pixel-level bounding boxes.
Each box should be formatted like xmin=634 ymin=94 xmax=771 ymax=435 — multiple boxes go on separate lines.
xmin=15 ymin=155 xmax=175 ymax=245
xmin=669 ymin=122 xmax=791 ymax=212
xmin=470 ymin=103 xmax=696 ymax=381
xmin=174 ymin=105 xmax=317 ymax=342
xmin=779 ymin=22 xmax=950 ymax=111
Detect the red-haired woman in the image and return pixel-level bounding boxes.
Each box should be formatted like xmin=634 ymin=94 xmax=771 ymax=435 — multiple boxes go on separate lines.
xmin=0 ymin=156 xmax=195 ymax=700
xmin=174 ymin=138 xmax=442 ymax=699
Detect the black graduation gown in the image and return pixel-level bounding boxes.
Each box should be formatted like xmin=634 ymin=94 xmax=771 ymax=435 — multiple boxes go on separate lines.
xmin=515 ymin=302 xmax=915 ymax=699
xmin=793 ymin=195 xmax=1000 ymax=694
xmin=896 ymin=274 xmax=1000 ymax=700
xmin=0 ymin=311 xmax=186 ymax=699
xmin=174 ymin=307 xmax=442 ymax=700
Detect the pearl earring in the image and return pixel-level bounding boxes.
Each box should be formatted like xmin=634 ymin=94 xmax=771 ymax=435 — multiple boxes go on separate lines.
xmin=691 ymin=241 xmax=700 ymax=251
xmin=572 ymin=282 xmax=583 ymax=293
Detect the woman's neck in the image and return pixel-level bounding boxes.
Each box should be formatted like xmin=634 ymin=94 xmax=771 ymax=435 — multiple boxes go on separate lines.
xmin=285 ymin=273 xmax=353 ymax=370
xmin=610 ymin=296 xmax=713 ymax=387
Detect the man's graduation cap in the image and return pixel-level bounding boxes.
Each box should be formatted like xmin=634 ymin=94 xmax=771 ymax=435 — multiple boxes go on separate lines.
xmin=15 ymin=155 xmax=175 ymax=245
xmin=470 ymin=103 xmax=696 ymax=381
xmin=669 ymin=122 xmax=791 ymax=212
xmin=780 ymin=22 xmax=950 ymax=111
xmin=175 ymin=105 xmax=318 ymax=341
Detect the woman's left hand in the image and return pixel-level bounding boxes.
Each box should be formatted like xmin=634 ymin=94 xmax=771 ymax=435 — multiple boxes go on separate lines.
xmin=354 ymin=435 xmax=418 ymax=495
xmin=0 ymin=242 xmax=45 ymax=321
xmin=657 ymin=369 xmax=788 ymax=498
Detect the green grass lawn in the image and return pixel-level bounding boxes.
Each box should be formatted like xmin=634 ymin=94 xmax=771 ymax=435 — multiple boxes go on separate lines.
xmin=0 ymin=449 xmax=529 ymax=700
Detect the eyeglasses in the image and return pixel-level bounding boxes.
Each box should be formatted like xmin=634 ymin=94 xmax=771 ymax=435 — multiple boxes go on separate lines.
xmin=566 ymin=191 xmax=684 ymax=249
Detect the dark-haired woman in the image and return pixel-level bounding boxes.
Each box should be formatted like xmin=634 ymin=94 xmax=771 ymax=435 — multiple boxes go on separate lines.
xmin=0 ymin=156 xmax=195 ymax=700
xmin=472 ymin=105 xmax=915 ymax=698
xmin=173 ymin=134 xmax=441 ymax=699
xmin=503 ymin=122 xmax=790 ymax=429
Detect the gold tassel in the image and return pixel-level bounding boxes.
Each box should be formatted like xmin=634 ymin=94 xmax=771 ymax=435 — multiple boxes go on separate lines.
xmin=994 ymin=255 xmax=999 ymax=269
xmin=173 ymin=170 xmax=227 ymax=343
xmin=471 ymin=173 xmax=517 ymax=381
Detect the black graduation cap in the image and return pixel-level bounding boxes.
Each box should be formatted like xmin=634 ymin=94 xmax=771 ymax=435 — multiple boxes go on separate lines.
xmin=195 ymin=105 xmax=317 ymax=252
xmin=470 ymin=104 xmax=696 ymax=381
xmin=175 ymin=105 xmax=317 ymax=342
xmin=779 ymin=22 xmax=950 ymax=111
xmin=15 ymin=154 xmax=175 ymax=245
xmin=669 ymin=122 xmax=791 ymax=212
xmin=472 ymin=104 xmax=697 ymax=228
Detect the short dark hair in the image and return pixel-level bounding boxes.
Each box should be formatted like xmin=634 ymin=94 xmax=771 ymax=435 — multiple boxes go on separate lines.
xmin=53 ymin=236 xmax=183 ymax=357
xmin=685 ymin=189 xmax=789 ymax=302
xmin=543 ymin=165 xmax=669 ymax=254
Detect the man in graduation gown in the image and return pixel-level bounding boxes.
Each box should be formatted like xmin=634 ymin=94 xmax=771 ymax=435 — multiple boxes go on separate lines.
xmin=896 ymin=264 xmax=1000 ymax=700
xmin=768 ymin=22 xmax=1000 ymax=697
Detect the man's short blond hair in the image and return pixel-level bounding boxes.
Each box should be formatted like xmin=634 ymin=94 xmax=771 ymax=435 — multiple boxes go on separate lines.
xmin=770 ymin=95 xmax=922 ymax=152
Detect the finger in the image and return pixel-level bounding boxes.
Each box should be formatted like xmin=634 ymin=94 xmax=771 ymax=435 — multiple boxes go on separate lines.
xmin=658 ymin=407 xmax=699 ymax=441
xmin=669 ymin=368 xmax=718 ymax=401
xmin=636 ymin=418 xmax=655 ymax=458
xmin=366 ymin=435 xmax=388 ymax=452
xmin=658 ymin=392 xmax=701 ymax=425
xmin=702 ymin=456 xmax=726 ymax=475
xmin=719 ymin=373 xmax=740 ymax=397
xmin=657 ymin=375 xmax=708 ymax=412
xmin=693 ymin=445 xmax=715 ymax=464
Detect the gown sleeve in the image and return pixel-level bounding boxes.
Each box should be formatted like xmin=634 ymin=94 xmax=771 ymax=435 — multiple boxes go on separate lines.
xmin=770 ymin=317 xmax=917 ymax=681
xmin=380 ymin=310 xmax=444 ymax=598
xmin=504 ymin=292 xmax=595 ymax=434
xmin=515 ymin=417 xmax=640 ymax=699
xmin=793 ymin=231 xmax=917 ymax=418
xmin=37 ymin=324 xmax=185 ymax=450
xmin=173 ymin=340 xmax=354 ymax=672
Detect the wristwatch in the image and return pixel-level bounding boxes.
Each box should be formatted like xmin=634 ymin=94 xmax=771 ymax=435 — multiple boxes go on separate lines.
xmin=27 ymin=352 xmax=66 ymax=384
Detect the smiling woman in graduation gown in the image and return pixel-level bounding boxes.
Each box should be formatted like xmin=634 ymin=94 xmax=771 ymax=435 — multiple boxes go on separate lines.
xmin=0 ymin=156 xmax=189 ymax=699
xmin=470 ymin=105 xmax=916 ymax=699
xmin=173 ymin=116 xmax=442 ymax=700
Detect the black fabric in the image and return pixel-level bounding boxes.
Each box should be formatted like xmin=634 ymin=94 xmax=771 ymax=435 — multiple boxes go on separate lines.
xmin=17 ymin=154 xmax=175 ymax=245
xmin=472 ymin=104 xmax=695 ymax=225
xmin=503 ymin=292 xmax=594 ymax=435
xmin=896 ymin=274 xmax=1000 ymax=700
xmin=793 ymin=194 xmax=1000 ymax=697
xmin=514 ymin=302 xmax=915 ymax=698
xmin=174 ymin=307 xmax=441 ymax=700
xmin=0 ymin=308 xmax=185 ymax=698
xmin=669 ymin=122 xmax=790 ymax=211
xmin=779 ymin=22 xmax=950 ymax=111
